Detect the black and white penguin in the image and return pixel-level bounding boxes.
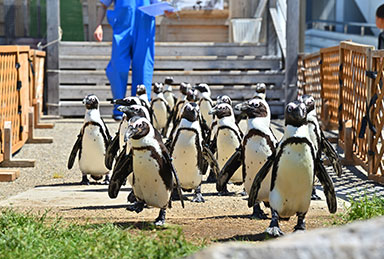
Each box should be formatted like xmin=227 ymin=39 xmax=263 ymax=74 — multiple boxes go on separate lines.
xmin=151 ymin=82 xmax=171 ymax=135
xmin=195 ymin=83 xmax=214 ymax=128
xmin=169 ymin=102 xmax=218 ymax=202
xmin=248 ymin=101 xmax=337 ymax=237
xmin=68 ymin=94 xmax=112 ymax=185
xmin=108 ymin=116 xmax=184 ymax=226
xmin=217 ymin=98 xmax=278 ymax=218
xmin=163 ymin=77 xmax=177 ymax=111
xmin=298 ymin=94 xmax=342 ymax=200
xmin=209 ymin=103 xmax=243 ymax=193
xmin=253 ymin=83 xmax=267 ymax=100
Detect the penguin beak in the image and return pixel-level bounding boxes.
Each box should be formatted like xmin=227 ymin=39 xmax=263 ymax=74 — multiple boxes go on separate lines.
xmin=235 ymin=102 xmax=249 ymax=111
xmin=125 ymin=126 xmax=139 ymax=142
xmin=208 ymin=106 xmax=217 ymax=115
xmin=117 ymin=106 xmax=128 ymax=113
xmin=112 ymin=99 xmax=127 ymax=105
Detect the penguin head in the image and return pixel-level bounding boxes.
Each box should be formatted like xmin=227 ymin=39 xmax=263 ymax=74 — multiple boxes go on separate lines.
xmin=111 ymin=96 xmax=141 ymax=106
xmin=195 ymin=83 xmax=211 ymax=97
xmin=209 ymin=103 xmax=233 ymax=119
xmin=181 ymin=102 xmax=200 ymax=122
xmin=125 ymin=116 xmax=151 ymax=141
xmin=216 ymin=95 xmax=232 ymax=106
xmin=285 ymin=101 xmax=307 ymax=127
xmin=136 ymin=84 xmax=147 ymax=96
xmin=298 ymin=94 xmax=315 ymax=113
xmin=82 ymin=94 xmax=99 ymax=110
xmin=153 ymin=82 xmax=164 ymax=94
xmin=164 ymin=76 xmax=174 ymax=85
xmin=117 ymin=104 xmax=150 ymax=120
xmin=254 ymin=83 xmax=267 ymax=100
xmin=235 ymin=98 xmax=269 ymax=119
xmin=180 ymin=82 xmax=192 ymax=95
xmin=186 ymin=88 xmax=199 ymax=102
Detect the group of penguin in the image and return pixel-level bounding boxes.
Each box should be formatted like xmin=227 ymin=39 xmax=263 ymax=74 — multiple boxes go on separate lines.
xmin=67 ymin=77 xmax=342 ymax=236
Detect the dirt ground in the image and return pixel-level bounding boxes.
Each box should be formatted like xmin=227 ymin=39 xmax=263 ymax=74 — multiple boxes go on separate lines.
xmin=0 ymin=118 xmax=366 ymax=244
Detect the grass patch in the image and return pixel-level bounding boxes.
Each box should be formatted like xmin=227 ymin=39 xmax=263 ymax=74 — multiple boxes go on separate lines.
xmin=0 ymin=210 xmax=204 ymax=258
xmin=333 ymin=194 xmax=384 ymax=225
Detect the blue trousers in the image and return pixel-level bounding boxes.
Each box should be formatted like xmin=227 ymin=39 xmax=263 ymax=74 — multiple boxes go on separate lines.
xmin=106 ymin=0 xmax=155 ymax=116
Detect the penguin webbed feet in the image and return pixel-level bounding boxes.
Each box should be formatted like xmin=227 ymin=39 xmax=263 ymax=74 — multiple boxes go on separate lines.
xmin=192 ymin=186 xmax=205 ymax=203
xmin=217 ymin=185 xmax=230 ymax=196
xmin=293 ymin=212 xmax=306 ymax=232
xmin=265 ymin=209 xmax=284 ymax=237
xmin=102 ymin=175 xmax=110 ymax=185
xmin=80 ymin=175 xmax=90 ymax=185
xmin=126 ymin=201 xmax=145 ymax=213
xmin=311 ymin=187 xmax=322 ymax=200
xmin=127 ymin=191 xmax=137 ymax=203
xmin=154 ymin=209 xmax=166 ymax=226
xmin=250 ymin=203 xmax=268 ymax=220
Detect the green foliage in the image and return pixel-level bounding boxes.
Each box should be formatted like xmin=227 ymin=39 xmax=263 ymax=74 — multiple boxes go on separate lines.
xmin=333 ymin=194 xmax=384 ymax=225
xmin=0 ymin=210 xmax=203 ymax=259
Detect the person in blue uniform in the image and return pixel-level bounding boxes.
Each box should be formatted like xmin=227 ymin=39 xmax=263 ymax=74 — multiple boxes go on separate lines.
xmin=376 ymin=4 xmax=384 ymax=50
xmin=94 ymin=0 xmax=157 ymax=120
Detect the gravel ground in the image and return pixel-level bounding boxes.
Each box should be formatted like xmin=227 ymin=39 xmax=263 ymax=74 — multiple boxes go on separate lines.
xmin=1 ymin=117 xmax=384 ymax=242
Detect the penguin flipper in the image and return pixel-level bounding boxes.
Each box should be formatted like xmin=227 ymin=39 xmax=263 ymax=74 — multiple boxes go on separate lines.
xmin=108 ymin=148 xmax=133 ymax=199
xmin=105 ymin=133 xmax=119 ymax=170
xmin=202 ymin=145 xmax=220 ymax=176
xmin=67 ymin=133 xmax=82 ymax=169
xmin=248 ymin=154 xmax=275 ymax=208
xmin=320 ymin=129 xmax=342 ymax=177
xmin=315 ymin=159 xmax=337 ymax=214
xmin=216 ymin=148 xmax=242 ymax=192
xmin=199 ymin=116 xmax=211 ymax=144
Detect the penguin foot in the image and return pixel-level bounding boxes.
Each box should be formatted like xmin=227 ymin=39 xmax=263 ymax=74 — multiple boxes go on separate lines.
xmin=294 ymin=212 xmax=306 ymax=232
xmin=154 ymin=209 xmax=166 ymax=226
xmin=192 ymin=193 xmax=205 ymax=203
xmin=80 ymin=175 xmax=90 ymax=185
xmin=239 ymin=190 xmax=247 ymax=196
xmin=127 ymin=191 xmax=136 ymax=203
xmin=293 ymin=224 xmax=306 ymax=232
xmin=311 ymin=193 xmax=321 ymax=200
xmin=265 ymin=226 xmax=284 ymax=237
xmin=250 ymin=204 xmax=268 ymax=220
xmin=217 ymin=185 xmax=230 ymax=196
xmin=102 ymin=175 xmax=110 ymax=185
xmin=126 ymin=201 xmax=145 ymax=213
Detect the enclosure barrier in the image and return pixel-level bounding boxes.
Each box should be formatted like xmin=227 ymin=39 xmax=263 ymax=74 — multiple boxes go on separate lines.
xmin=298 ymin=41 xmax=384 ymax=184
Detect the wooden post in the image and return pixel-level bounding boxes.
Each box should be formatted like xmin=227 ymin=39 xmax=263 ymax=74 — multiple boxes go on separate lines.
xmin=284 ymin=0 xmax=299 ymax=105
xmin=46 ymin=0 xmax=60 ymax=115
xmin=267 ymin=0 xmax=277 ymax=55
xmin=4 ymin=0 xmax=15 ymax=44
xmin=27 ymin=109 xmax=53 ymax=144
xmin=342 ymin=120 xmax=354 ymax=165
xmin=1 ymin=121 xmax=35 ymax=168
xmin=87 ymin=0 xmax=97 ymax=41
xmin=366 ymin=48 xmax=374 ymax=176
xmin=34 ymin=102 xmax=55 ymax=129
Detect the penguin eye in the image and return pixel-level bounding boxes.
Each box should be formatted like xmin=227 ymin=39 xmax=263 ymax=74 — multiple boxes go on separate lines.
xmin=287 ymin=106 xmax=293 ymax=113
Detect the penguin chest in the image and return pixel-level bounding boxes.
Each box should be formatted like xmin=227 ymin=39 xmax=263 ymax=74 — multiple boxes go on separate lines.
xmin=132 ymin=149 xmax=171 ymax=209
xmin=270 ymin=143 xmax=314 ymax=217
xmin=243 ymin=136 xmax=272 ymax=201
xmin=216 ymin=129 xmax=242 ymax=184
xmin=152 ymin=101 xmax=168 ymax=130
xmin=172 ymin=131 xmax=202 ymax=190
xmin=200 ymin=101 xmax=213 ymax=126
xmin=79 ymin=125 xmax=108 ymax=175
xmin=164 ymin=93 xmax=175 ymax=109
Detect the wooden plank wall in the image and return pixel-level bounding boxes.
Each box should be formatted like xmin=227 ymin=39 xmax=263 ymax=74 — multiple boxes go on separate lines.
xmin=82 ymin=0 xmax=230 ymax=42
xmin=0 ymin=0 xmax=30 ymax=38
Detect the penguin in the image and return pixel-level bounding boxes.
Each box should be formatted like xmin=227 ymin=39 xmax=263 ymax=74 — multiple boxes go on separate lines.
xmin=253 ymin=83 xmax=267 ymax=100
xmin=151 ymin=82 xmax=171 ymax=136
xmin=169 ymin=102 xmax=219 ymax=202
xmin=163 ymin=77 xmax=177 ymax=111
xmin=209 ymin=103 xmax=243 ymax=194
xmin=298 ymin=94 xmax=342 ymax=200
xmin=108 ymin=116 xmax=184 ymax=226
xmin=105 ymin=98 xmax=151 ymax=170
xmin=195 ymin=83 xmax=214 ymax=128
xmin=68 ymin=94 xmax=112 ymax=185
xmin=248 ymin=101 xmax=337 ymax=237
xmin=217 ymin=97 xmax=278 ymax=219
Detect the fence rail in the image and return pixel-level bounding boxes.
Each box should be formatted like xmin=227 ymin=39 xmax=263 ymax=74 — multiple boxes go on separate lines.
xmin=298 ymin=41 xmax=384 ymax=184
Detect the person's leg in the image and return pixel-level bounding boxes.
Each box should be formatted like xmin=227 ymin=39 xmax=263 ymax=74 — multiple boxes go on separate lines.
xmin=131 ymin=9 xmax=156 ymax=100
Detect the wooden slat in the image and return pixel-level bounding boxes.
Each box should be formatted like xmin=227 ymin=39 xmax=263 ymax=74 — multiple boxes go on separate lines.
xmin=59 ymin=84 xmax=284 ymax=101
xmin=59 ymin=55 xmax=281 ymax=70
xmin=59 ymin=70 xmax=285 ymax=85
xmin=59 ymin=41 xmax=268 ymax=57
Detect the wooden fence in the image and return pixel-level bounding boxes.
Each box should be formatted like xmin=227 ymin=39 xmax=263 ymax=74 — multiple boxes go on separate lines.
xmin=0 ymin=46 xmax=46 ymax=164
xmin=298 ymin=41 xmax=384 ymax=184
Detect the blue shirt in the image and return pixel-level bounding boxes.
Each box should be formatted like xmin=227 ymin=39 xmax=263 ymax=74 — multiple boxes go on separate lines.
xmin=100 ymin=0 xmax=158 ymax=7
